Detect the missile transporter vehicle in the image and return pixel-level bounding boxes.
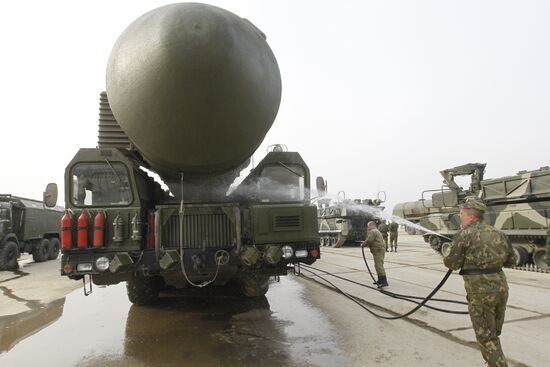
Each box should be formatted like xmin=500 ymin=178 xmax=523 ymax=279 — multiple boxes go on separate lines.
xmin=0 ymin=192 xmax=62 ymax=270
xmin=394 ymin=163 xmax=550 ymax=270
xmin=57 ymin=3 xmax=320 ymax=304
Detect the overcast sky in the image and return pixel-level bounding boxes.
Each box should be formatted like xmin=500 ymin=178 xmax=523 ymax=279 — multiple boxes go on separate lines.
xmin=1 ymin=0 xmax=549 ymax=212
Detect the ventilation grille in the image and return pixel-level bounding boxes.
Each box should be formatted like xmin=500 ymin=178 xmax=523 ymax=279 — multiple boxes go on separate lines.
xmin=162 ymin=213 xmax=235 ymax=249
xmin=273 ymin=215 xmax=302 ymax=231
xmin=97 ymin=91 xmax=132 ymax=149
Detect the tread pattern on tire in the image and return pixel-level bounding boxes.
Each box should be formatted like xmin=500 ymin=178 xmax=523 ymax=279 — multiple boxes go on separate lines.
xmin=0 ymin=241 xmax=19 ymax=270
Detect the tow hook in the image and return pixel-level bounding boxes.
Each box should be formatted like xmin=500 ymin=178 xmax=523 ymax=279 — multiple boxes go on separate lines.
xmin=83 ymin=274 xmax=93 ymax=296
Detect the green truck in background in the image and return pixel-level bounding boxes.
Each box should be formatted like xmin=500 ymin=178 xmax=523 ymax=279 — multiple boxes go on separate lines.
xmin=55 ymin=3 xmax=320 ymax=305
xmin=0 ymin=191 xmax=62 ymax=270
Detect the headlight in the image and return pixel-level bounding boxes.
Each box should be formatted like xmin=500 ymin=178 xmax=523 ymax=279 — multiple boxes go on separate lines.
xmin=95 ymin=257 xmax=110 ymax=272
xmin=295 ymin=250 xmax=308 ymax=258
xmin=77 ymin=263 xmax=93 ymax=272
xmin=281 ymin=245 xmax=294 ymax=259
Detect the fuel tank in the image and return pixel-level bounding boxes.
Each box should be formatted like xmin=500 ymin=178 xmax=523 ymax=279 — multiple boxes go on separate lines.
xmin=106 ymin=3 xmax=282 ymax=177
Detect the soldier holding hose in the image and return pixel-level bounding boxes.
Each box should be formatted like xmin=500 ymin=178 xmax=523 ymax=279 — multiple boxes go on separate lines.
xmin=443 ymin=197 xmax=517 ymax=367
xmin=361 ymin=221 xmax=388 ymax=288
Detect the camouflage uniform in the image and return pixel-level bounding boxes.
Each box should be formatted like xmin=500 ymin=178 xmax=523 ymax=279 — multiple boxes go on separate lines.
xmin=362 ymin=228 xmax=388 ymax=287
xmin=443 ymin=199 xmax=517 ymax=367
xmin=378 ymin=222 xmax=389 ymax=250
xmin=388 ymin=222 xmax=399 ymax=251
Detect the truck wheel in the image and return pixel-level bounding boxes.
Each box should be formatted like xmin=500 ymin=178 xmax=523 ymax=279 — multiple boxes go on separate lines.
xmin=49 ymin=238 xmax=60 ymax=260
xmin=512 ymin=246 xmax=529 ymax=266
xmin=532 ymin=248 xmax=548 ymax=270
xmin=32 ymin=238 xmax=50 ymax=263
xmin=240 ymin=275 xmax=270 ymax=297
xmin=0 ymin=241 xmax=19 ymax=270
xmin=126 ymin=275 xmax=161 ymax=306
xmin=440 ymin=242 xmax=452 ymax=257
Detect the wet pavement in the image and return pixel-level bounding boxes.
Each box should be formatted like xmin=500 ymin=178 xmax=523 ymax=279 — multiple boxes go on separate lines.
xmin=2 ymin=235 xmax=547 ymax=366
xmin=0 ymin=276 xmax=350 ymax=367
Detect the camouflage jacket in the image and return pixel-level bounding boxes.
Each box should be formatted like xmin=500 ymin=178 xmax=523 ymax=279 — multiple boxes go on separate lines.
xmin=444 ymin=221 xmax=517 ymax=294
xmin=363 ymin=228 xmax=386 ymax=251
xmin=388 ymin=222 xmax=399 ymax=233
xmin=378 ymin=223 xmax=389 ymax=235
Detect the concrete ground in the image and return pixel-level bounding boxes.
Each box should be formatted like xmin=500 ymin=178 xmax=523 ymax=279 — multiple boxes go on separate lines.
xmin=0 ymin=236 xmax=548 ymax=366
xmin=302 ymin=233 xmax=550 ymax=367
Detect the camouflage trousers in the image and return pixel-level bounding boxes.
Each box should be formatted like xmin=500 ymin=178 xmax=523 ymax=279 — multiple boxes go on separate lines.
xmin=371 ymin=249 xmax=386 ymax=277
xmin=382 ymin=234 xmax=388 ymax=249
xmin=467 ymin=291 xmax=509 ymax=367
xmin=389 ymin=232 xmax=398 ymax=249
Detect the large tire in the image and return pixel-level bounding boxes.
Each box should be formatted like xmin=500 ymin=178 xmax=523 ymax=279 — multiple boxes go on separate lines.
xmin=240 ymin=275 xmax=270 ymax=298
xmin=440 ymin=242 xmax=452 ymax=257
xmin=532 ymin=248 xmax=548 ymax=270
xmin=0 ymin=241 xmax=20 ymax=270
xmin=512 ymin=246 xmax=529 ymax=266
xmin=32 ymin=238 xmax=50 ymax=263
xmin=126 ymin=275 xmax=161 ymax=306
xmin=49 ymin=238 xmax=60 ymax=260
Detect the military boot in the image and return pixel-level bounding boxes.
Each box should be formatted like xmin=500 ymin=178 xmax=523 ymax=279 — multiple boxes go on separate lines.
xmin=377 ymin=276 xmax=388 ymax=288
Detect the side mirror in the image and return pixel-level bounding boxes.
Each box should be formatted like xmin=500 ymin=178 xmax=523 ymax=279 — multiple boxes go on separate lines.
xmin=316 ymin=176 xmax=327 ymax=197
xmin=43 ymin=183 xmax=58 ymax=208
xmin=377 ymin=190 xmax=387 ymax=203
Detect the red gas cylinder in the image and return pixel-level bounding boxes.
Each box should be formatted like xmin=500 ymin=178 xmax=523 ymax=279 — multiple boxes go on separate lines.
xmin=77 ymin=211 xmax=89 ymax=249
xmin=93 ymin=211 xmax=106 ymax=248
xmin=148 ymin=212 xmax=155 ymax=249
xmin=60 ymin=211 xmax=72 ymax=250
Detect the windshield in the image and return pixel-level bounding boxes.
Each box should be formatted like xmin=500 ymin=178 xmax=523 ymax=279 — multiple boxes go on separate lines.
xmin=0 ymin=206 xmax=9 ymax=220
xmin=71 ymin=162 xmax=133 ymax=206
xmin=257 ymin=164 xmax=305 ymax=202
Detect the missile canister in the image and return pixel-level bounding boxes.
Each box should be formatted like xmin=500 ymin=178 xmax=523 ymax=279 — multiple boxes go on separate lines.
xmin=106 ymin=3 xmax=282 ymax=177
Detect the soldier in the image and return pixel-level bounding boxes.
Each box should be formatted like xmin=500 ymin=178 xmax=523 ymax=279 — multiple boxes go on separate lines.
xmin=388 ymin=220 xmax=399 ymax=252
xmin=443 ymin=197 xmax=517 ymax=367
xmin=378 ymin=220 xmax=389 ymax=251
xmin=361 ymin=221 xmax=388 ymax=287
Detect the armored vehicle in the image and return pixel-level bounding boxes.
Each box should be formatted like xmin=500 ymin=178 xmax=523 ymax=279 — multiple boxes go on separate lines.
xmin=481 ymin=167 xmax=550 ymax=269
xmin=394 ymin=164 xmax=550 ymax=270
xmin=57 ymin=3 xmax=320 ymax=305
xmin=392 ymin=163 xmax=486 ymax=253
xmin=316 ymin=178 xmax=385 ymax=247
xmin=0 ymin=192 xmax=62 ymax=270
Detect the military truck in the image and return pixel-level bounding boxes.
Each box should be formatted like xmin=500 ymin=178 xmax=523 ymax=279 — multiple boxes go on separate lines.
xmin=393 ymin=163 xmax=550 ymax=270
xmin=55 ymin=3 xmax=320 ymax=305
xmin=0 ymin=191 xmax=62 ymax=270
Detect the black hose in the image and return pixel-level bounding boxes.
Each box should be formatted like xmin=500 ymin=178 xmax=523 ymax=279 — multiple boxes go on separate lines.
xmin=361 ymin=245 xmax=378 ymax=284
xmin=300 ymin=265 xmax=464 ymax=319
xmin=361 ymin=246 xmax=468 ymax=306
xmin=301 ymin=264 xmax=468 ymax=314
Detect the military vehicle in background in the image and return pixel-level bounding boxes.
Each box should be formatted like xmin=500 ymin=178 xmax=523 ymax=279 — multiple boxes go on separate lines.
xmin=392 ymin=163 xmax=485 ymax=246
xmin=393 ymin=163 xmax=550 ymax=270
xmin=316 ymin=178 xmax=386 ymax=247
xmin=481 ymin=167 xmax=550 ymax=270
xmin=0 ymin=188 xmax=62 ymax=270
xmin=55 ymin=3 xmax=320 ymax=305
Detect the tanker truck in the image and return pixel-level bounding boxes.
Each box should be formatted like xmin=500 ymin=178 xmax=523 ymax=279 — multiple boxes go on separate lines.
xmin=55 ymin=3 xmax=320 ymax=305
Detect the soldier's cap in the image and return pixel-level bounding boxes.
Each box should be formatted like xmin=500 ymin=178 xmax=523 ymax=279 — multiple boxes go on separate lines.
xmin=460 ymin=197 xmax=487 ymax=212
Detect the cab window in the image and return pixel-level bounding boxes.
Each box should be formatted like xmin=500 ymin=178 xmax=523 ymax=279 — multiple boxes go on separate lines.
xmin=71 ymin=163 xmax=132 ymax=206
xmin=258 ymin=164 xmax=305 ymax=202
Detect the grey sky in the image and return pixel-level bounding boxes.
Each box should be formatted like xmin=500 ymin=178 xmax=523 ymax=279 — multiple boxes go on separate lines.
xmin=1 ymin=0 xmax=549 ymax=212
